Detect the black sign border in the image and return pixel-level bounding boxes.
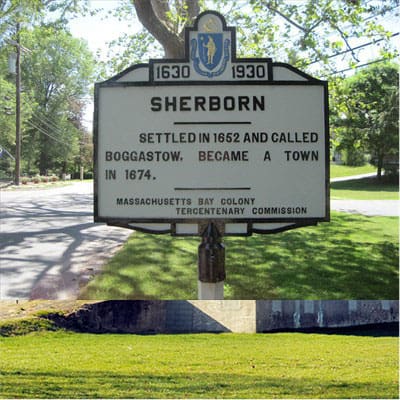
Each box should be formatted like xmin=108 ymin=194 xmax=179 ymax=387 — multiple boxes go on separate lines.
xmin=93 ymin=11 xmax=330 ymax=236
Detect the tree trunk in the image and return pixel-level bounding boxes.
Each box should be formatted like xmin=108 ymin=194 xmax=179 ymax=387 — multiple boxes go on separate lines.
xmin=133 ymin=0 xmax=200 ymax=59
xmin=377 ymin=157 xmax=383 ymax=180
xmin=39 ymin=137 xmax=49 ymax=176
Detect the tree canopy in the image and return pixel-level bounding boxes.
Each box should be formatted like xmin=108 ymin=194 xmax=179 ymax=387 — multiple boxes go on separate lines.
xmin=115 ymin=0 xmax=399 ymax=178
xmin=103 ymin=0 xmax=399 ymax=78
xmin=332 ymin=62 xmax=399 ymax=176
xmin=0 ymin=0 xmax=398 ymax=179
xmin=0 ymin=0 xmax=95 ymax=178
xmin=21 ymin=25 xmax=94 ymax=175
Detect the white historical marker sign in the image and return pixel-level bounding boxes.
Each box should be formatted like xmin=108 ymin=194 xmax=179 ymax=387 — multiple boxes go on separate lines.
xmin=94 ymin=11 xmax=329 ymax=236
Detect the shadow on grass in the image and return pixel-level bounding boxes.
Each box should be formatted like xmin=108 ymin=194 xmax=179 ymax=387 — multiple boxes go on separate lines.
xmin=279 ymin=322 xmax=399 ymax=338
xmin=0 ymin=369 xmax=397 ymax=399
xmin=80 ymin=213 xmax=398 ymax=300
xmin=331 ymin=177 xmax=399 ymax=193
xmin=228 ymin=214 xmax=398 ymax=299
xmin=80 ymin=234 xmax=199 ymax=300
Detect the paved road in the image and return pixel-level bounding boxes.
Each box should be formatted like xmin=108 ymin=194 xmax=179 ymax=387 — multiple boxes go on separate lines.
xmin=0 ymin=182 xmax=130 ymax=300
xmin=0 ymin=180 xmax=398 ymax=300
xmin=331 ymin=172 xmax=399 ymax=216
xmin=331 ymin=199 xmax=398 ymax=216
xmin=330 ymin=172 xmax=377 ymax=182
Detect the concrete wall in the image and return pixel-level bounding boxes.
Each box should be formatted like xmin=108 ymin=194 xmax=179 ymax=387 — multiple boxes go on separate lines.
xmin=186 ymin=301 xmax=256 ymax=333
xmin=67 ymin=301 xmax=167 ymax=333
xmin=66 ymin=300 xmax=398 ymax=334
xmin=256 ymin=300 xmax=399 ymax=332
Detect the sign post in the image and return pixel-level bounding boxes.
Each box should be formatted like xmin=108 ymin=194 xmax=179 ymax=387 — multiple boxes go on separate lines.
xmin=94 ymin=11 xmax=330 ymax=300
xmin=198 ymin=222 xmax=225 ymax=299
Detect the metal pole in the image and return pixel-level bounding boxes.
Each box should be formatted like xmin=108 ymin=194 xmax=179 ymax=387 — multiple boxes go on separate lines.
xmin=15 ymin=22 xmax=21 ymax=186
xmin=197 ymin=222 xmax=225 ymax=300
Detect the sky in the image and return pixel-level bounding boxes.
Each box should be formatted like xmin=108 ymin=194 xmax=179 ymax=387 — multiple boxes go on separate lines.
xmin=68 ymin=1 xmax=140 ymax=61
xmin=68 ymin=1 xmax=141 ymax=127
xmin=70 ymin=1 xmax=399 ymax=67
xmin=67 ymin=0 xmax=399 ymax=130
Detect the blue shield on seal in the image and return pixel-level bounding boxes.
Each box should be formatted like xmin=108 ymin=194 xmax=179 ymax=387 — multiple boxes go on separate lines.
xmin=198 ymin=33 xmax=223 ymax=71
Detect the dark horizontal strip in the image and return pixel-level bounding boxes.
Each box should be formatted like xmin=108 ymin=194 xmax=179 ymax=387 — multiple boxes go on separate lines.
xmin=174 ymin=121 xmax=252 ymax=125
xmin=174 ymin=187 xmax=251 ymax=191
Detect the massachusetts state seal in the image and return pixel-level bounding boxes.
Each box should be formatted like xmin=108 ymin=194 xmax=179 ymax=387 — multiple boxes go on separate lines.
xmin=191 ymin=17 xmax=230 ymax=78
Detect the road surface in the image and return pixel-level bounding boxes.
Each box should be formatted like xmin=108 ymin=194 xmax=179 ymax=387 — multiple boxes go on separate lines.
xmin=0 ymin=180 xmax=398 ymax=300
xmin=331 ymin=173 xmax=399 ymax=216
xmin=0 ymin=182 xmax=130 ymax=300
xmin=331 ymin=199 xmax=398 ymax=216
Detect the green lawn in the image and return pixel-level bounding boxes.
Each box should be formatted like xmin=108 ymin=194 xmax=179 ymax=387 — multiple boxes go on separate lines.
xmin=330 ymin=164 xmax=376 ymax=178
xmin=79 ymin=212 xmax=399 ymax=300
xmin=330 ymin=164 xmax=398 ymax=199
xmin=331 ymin=177 xmax=399 ymax=200
xmin=0 ymin=331 xmax=397 ymax=399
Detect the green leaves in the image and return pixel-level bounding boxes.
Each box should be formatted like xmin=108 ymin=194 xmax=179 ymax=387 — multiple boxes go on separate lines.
xmin=331 ymin=62 xmax=399 ymax=171
xmin=1 ymin=23 xmax=95 ymax=175
xmin=216 ymin=0 xmax=397 ymax=75
xmin=100 ymin=29 xmax=162 ymax=79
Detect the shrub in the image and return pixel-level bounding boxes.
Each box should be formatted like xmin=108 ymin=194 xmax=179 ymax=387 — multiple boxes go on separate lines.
xmin=342 ymin=148 xmax=366 ymax=166
xmin=0 ymin=317 xmax=61 ymax=337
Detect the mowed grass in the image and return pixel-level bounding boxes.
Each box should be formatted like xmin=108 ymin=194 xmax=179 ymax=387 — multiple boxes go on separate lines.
xmin=330 ymin=164 xmax=376 ymax=178
xmin=330 ymin=164 xmax=398 ymax=199
xmin=79 ymin=212 xmax=399 ymax=300
xmin=0 ymin=331 xmax=398 ymax=399
xmin=331 ymin=177 xmax=399 ymax=200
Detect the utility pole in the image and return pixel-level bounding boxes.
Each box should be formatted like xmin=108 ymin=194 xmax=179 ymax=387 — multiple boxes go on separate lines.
xmin=15 ymin=22 xmax=21 ymax=186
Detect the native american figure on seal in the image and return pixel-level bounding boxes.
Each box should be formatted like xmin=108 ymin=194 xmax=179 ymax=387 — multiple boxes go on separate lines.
xmin=203 ymin=35 xmax=216 ymax=65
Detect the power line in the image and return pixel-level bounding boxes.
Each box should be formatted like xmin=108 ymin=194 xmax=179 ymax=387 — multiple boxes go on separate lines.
xmin=28 ymin=101 xmax=88 ymax=137
xmin=26 ymin=120 xmax=70 ymax=147
xmin=25 ymin=91 xmax=90 ymax=132
xmin=0 ymin=145 xmax=15 ymax=161
xmin=285 ymin=4 xmax=399 ymax=43
xmin=332 ymin=58 xmax=393 ymax=74
xmin=30 ymin=112 xmax=66 ymax=138
xmin=306 ymin=32 xmax=399 ymax=66
xmin=269 ymin=4 xmax=399 ymax=69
